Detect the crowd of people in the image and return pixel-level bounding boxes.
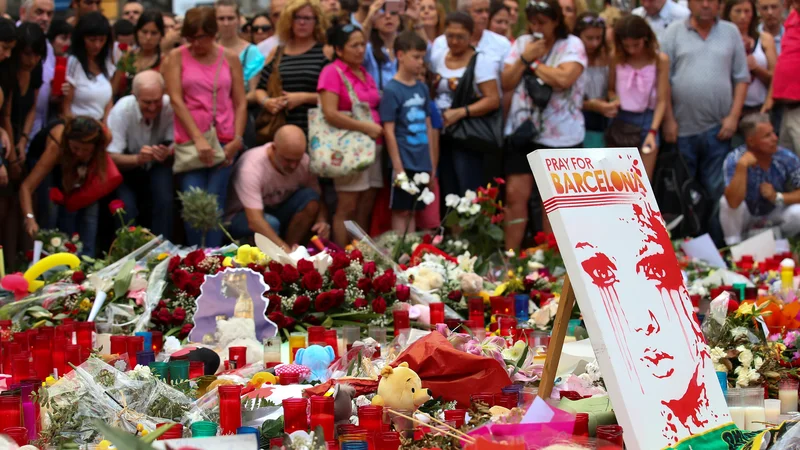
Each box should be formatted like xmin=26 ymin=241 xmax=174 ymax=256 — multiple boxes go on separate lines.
xmin=0 ymin=0 xmax=798 ymax=269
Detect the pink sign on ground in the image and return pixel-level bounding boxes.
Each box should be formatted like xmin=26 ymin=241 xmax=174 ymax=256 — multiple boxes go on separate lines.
xmin=528 ymin=148 xmax=729 ymax=449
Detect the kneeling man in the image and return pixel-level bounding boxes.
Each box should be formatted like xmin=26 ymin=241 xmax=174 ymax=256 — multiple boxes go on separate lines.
xmin=226 ymin=125 xmax=329 ymax=251
xmin=720 ymin=113 xmax=800 ymax=244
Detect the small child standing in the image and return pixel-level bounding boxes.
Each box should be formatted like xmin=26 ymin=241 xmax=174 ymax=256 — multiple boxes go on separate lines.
xmin=379 ymin=31 xmax=437 ymax=233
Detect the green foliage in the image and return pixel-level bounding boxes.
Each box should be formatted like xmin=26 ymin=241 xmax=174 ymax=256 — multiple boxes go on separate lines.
xmin=260 ymin=417 xmax=284 ymax=441
xmin=178 ymin=187 xmax=222 ymax=246
xmin=92 ymin=420 xmax=173 ymax=450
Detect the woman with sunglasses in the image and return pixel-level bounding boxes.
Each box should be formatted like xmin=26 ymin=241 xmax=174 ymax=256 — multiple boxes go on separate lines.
xmin=217 ymin=0 xmax=266 ymax=94
xmin=254 ymin=0 xmax=329 ymax=136
xmin=163 ymin=6 xmax=247 ymax=247
xmin=319 ymin=24 xmax=384 ymax=247
xmin=63 ymin=12 xmax=115 ymax=122
xmin=19 ymin=117 xmax=115 ymax=257
xmin=608 ymin=15 xmax=669 ymax=179
xmin=248 ymin=13 xmax=275 ymax=45
xmin=432 ymin=12 xmax=500 ymax=198
xmin=501 ymin=0 xmax=586 ymax=250
xmin=574 ymin=12 xmax=613 ymax=148
xmin=111 ymin=10 xmax=164 ymax=99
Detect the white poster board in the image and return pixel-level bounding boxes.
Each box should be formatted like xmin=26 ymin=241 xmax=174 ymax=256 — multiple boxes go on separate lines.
xmin=528 ymin=149 xmax=729 ymax=449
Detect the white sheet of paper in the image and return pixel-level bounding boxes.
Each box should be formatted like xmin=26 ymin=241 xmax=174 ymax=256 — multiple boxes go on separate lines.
xmin=776 ymin=239 xmax=791 ymax=254
xmin=730 ymin=230 xmax=776 ymax=262
xmin=521 ymin=396 xmax=556 ymax=424
xmin=681 ymin=234 xmax=726 ymax=268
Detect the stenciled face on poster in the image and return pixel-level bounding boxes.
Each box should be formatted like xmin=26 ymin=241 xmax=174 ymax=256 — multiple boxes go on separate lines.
xmin=529 ymin=150 xmax=728 ymax=448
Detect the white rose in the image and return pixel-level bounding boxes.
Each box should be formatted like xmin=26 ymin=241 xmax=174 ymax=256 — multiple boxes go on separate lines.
xmin=445 ymin=194 xmax=460 ymax=208
xmin=464 ymin=190 xmax=477 ymax=201
xmin=505 ymin=249 xmax=515 ymax=258
xmin=51 ymin=237 xmax=62 ymax=248
xmin=531 ymin=308 xmax=551 ymax=328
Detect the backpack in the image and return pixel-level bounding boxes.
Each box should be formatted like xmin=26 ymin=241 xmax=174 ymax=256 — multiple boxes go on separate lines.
xmin=651 ymin=145 xmax=711 ymax=239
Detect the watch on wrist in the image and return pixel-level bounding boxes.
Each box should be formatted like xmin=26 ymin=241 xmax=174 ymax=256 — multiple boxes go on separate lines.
xmin=531 ymin=59 xmax=540 ymax=70
xmin=25 ymin=213 xmax=34 ymax=220
xmin=776 ymin=192 xmax=785 ymax=207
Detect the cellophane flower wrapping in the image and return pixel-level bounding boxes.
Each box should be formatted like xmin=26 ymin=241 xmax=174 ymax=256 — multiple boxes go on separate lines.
xmin=39 ymin=357 xmax=205 ymax=445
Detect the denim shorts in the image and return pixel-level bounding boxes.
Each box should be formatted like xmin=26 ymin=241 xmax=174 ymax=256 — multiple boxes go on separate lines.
xmin=228 ymin=187 xmax=320 ymax=238
xmin=615 ymin=109 xmax=660 ymax=148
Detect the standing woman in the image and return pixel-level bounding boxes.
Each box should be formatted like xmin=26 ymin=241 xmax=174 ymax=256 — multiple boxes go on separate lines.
xmin=558 ymin=0 xmax=587 ymax=32
xmin=363 ymin=4 xmax=400 ymax=91
xmin=574 ymin=12 xmax=613 ymax=148
xmin=318 ymin=24 xmax=384 ymax=247
xmin=723 ymin=0 xmax=776 ymax=116
xmin=254 ymin=0 xmax=329 ymax=136
xmin=248 ymin=13 xmax=275 ymax=45
xmin=488 ymin=1 xmax=512 ymax=39
xmin=162 ymin=6 xmax=247 ymax=247
xmin=63 ymin=11 xmax=114 ymax=122
xmin=112 ymin=10 xmax=164 ymax=99
xmin=216 ymin=0 xmax=266 ymax=93
xmin=0 ymin=23 xmax=44 ymax=271
xmin=607 ymin=15 xmax=669 ymax=179
xmin=432 ymin=12 xmax=500 ymax=198
xmin=502 ymin=0 xmax=586 ymax=250
xmin=419 ymin=0 xmax=445 ymax=43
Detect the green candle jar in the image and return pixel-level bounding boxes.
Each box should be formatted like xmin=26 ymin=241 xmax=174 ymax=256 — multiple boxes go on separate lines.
xmin=191 ymin=420 xmax=218 ymax=437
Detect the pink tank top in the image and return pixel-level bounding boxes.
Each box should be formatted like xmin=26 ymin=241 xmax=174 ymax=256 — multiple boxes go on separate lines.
xmin=615 ymin=63 xmax=657 ymax=113
xmin=174 ymin=45 xmax=235 ymax=144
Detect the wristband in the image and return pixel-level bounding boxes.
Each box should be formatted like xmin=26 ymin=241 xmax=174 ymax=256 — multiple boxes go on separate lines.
xmin=531 ymin=59 xmax=540 ymax=70
xmin=25 ymin=213 xmax=34 ymax=220
xmin=648 ymin=129 xmax=657 ymax=136
xmin=520 ymin=55 xmax=532 ymax=66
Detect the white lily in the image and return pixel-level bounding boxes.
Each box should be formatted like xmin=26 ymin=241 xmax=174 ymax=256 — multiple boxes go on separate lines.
xmin=468 ymin=203 xmax=481 ymax=215
xmin=413 ymin=172 xmax=430 ymax=186
xmin=445 ymin=194 xmax=460 ymax=207
xmin=418 ymin=187 xmax=435 ymax=205
xmin=400 ymin=181 xmax=420 ymax=195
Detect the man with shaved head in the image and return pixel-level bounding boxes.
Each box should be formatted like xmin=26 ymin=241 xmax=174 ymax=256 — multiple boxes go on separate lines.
xmin=225 ymin=125 xmax=330 ymax=251
xmin=107 ymin=70 xmax=175 ymax=238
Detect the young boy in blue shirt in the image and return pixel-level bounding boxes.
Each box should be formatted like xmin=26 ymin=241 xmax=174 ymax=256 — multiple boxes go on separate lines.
xmin=379 ymin=31 xmax=437 ymax=233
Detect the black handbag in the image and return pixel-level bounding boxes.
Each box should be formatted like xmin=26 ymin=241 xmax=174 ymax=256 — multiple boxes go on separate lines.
xmin=523 ymin=71 xmax=553 ymax=109
xmin=605 ymin=119 xmax=643 ymax=148
xmin=444 ymin=52 xmax=503 ymax=154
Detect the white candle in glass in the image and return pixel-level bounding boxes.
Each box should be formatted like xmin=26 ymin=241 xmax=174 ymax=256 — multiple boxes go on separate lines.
xmin=729 ymin=407 xmax=746 ymax=429
xmin=779 ymin=385 xmax=799 ymax=414
xmin=765 ymin=399 xmax=781 ymax=425
xmin=745 ymin=406 xmax=766 ymax=431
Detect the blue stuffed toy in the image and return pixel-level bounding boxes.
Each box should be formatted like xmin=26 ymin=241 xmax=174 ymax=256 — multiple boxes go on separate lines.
xmin=295 ymin=344 xmax=336 ymax=382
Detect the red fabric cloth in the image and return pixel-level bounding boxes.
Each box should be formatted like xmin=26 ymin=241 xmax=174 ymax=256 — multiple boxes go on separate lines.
xmin=302 ymin=378 xmax=379 ymax=398
xmin=369 ymin=178 xmax=442 ymax=236
xmin=773 ymin=9 xmax=800 ymax=101
xmin=392 ymin=332 xmax=512 ymax=408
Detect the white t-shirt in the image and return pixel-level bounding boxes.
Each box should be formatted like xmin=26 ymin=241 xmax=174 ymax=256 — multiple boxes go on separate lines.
xmin=430 ymin=50 xmax=497 ymax=111
xmin=430 ymin=29 xmax=511 ymax=77
xmin=504 ymin=34 xmax=587 ymax=147
xmin=66 ymin=55 xmax=115 ymax=120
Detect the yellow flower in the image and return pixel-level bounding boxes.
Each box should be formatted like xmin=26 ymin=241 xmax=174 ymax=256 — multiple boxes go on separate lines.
xmin=79 ymin=298 xmax=92 ymax=311
xmin=136 ymin=424 xmax=144 ymax=432
xmin=45 ymin=375 xmax=56 ymax=386
xmin=735 ymin=302 xmax=756 ymax=318
xmin=141 ymin=429 xmax=149 ymax=436
xmin=156 ymin=252 xmax=169 ymax=261
xmin=493 ymin=283 xmax=508 ymax=296
xmin=97 ymin=440 xmax=112 ymax=450
xmin=479 ymin=291 xmax=491 ymax=305
xmin=223 ymin=256 xmax=233 ymax=267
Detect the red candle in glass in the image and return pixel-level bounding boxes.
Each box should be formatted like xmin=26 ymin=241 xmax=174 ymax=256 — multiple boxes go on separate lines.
xmin=443 ymin=409 xmax=466 ymax=428
xmin=229 ymin=346 xmax=247 ymax=368
xmin=326 ymin=440 xmax=339 ymax=450
xmin=55 ymin=324 xmax=74 ymax=344
xmin=127 ymin=336 xmax=144 ymax=368
xmin=51 ymin=336 xmax=66 ymax=378
xmin=282 ymin=398 xmax=308 ymax=434
xmin=393 ymin=310 xmax=410 ymax=336
xmin=470 ymin=393 xmax=494 ymax=407
xmin=32 ymin=335 xmax=53 ymax=380
xmin=490 ymin=296 xmax=514 ymax=316
xmin=151 ymin=330 xmax=163 ymax=353
xmin=573 ymin=413 xmax=589 ymax=436
xmin=307 ymin=326 xmax=326 ymax=345
xmin=358 ymin=405 xmax=383 ymax=432
xmin=37 ymin=326 xmax=55 ymax=345
xmin=0 ymin=396 xmax=21 ymax=430
xmin=157 ymin=422 xmax=184 ymax=440
xmin=76 ymin=322 xmax=94 ymax=352
xmin=375 ymin=432 xmax=401 ymax=450
xmin=280 ymin=373 xmax=299 ymax=385
xmin=189 ymin=361 xmax=205 ymax=379
xmin=11 ymin=354 xmax=30 ymax=384
xmin=468 ymin=298 xmax=485 ymax=327
xmin=324 ymin=330 xmax=339 ymax=358
xmin=2 ymin=426 xmax=27 ymax=446
xmin=497 ymin=317 xmax=517 ymax=337
xmin=309 ymin=395 xmax=335 ymax=440
xmin=110 ymin=336 xmax=127 ymax=356
xmin=2 ymin=341 xmax=20 ymax=375
xmin=13 ymin=332 xmax=30 ymax=352
xmin=493 ymin=393 xmax=517 ymax=410
xmin=218 ymin=385 xmax=243 ymax=435
xmin=596 ymin=424 xmax=623 ymax=448
xmin=65 ymin=344 xmax=81 ymax=372
xmin=429 ymin=303 xmax=445 ymax=325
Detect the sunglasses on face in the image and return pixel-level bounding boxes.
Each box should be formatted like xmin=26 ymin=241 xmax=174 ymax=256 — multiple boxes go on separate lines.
xmin=251 ymin=25 xmax=272 ymax=33
xmin=526 ymin=0 xmax=552 ymax=12
xmin=581 ymin=16 xmax=605 ymax=26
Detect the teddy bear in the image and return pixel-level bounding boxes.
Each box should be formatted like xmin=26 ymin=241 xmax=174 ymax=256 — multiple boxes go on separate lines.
xmin=371 ymin=362 xmax=432 ymax=411
xmin=295 ymin=345 xmax=336 ymax=382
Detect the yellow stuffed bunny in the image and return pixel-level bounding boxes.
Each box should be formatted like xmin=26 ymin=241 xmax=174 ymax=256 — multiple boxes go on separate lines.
xmin=371 ymin=362 xmax=432 ymax=411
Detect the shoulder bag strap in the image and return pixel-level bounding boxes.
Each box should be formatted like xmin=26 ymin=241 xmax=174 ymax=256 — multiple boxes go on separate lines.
xmin=335 ymin=66 xmax=362 ymax=113
xmin=211 ymin=47 xmax=223 ymax=127
xmin=450 ymin=51 xmax=479 ymax=109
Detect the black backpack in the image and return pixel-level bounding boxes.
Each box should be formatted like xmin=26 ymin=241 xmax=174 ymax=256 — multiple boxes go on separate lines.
xmin=651 ymin=145 xmax=711 ymax=239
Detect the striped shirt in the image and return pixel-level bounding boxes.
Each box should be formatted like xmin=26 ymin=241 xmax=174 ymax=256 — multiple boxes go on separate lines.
xmin=661 ymin=19 xmax=750 ymax=136
xmin=257 ymin=42 xmax=328 ymax=135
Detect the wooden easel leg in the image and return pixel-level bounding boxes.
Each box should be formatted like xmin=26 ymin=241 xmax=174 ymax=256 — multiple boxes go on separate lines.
xmin=538 ymin=275 xmax=577 ymax=400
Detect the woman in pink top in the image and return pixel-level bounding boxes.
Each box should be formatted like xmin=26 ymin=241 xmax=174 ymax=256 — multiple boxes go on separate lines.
xmin=163 ymin=6 xmax=247 ymax=246
xmin=318 ymin=24 xmax=384 ymax=247
xmin=608 ymin=15 xmax=669 ymax=179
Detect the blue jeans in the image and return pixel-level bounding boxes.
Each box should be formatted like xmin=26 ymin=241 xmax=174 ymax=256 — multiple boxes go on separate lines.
xmin=616 ymin=109 xmax=659 ymax=147
xmin=228 ymin=187 xmax=320 ymax=238
xmin=440 ymin=146 xmax=485 ymax=198
xmin=179 ymin=163 xmax=233 ymax=247
xmin=57 ymin=202 xmax=99 ymax=257
xmin=677 ymin=124 xmax=731 ymax=244
xmin=116 ymin=163 xmax=174 ymax=239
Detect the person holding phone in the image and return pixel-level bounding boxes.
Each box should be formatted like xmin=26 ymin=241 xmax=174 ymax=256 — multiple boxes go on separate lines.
xmin=106 ymin=70 xmax=175 ymax=239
